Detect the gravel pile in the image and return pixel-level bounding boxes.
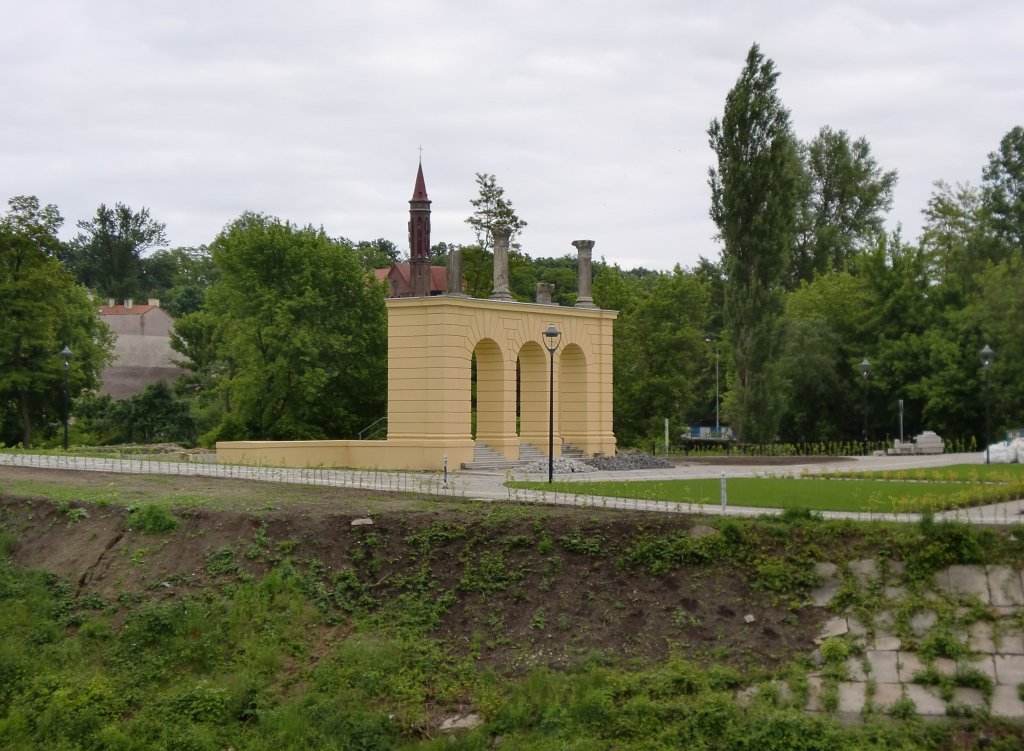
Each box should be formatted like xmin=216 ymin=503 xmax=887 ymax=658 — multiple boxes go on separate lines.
xmin=520 ymin=458 xmax=598 ymax=474
xmin=584 ymin=452 xmax=673 ymax=471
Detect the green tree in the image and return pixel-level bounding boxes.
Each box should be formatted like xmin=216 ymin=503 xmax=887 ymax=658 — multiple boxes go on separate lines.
xmin=139 ymin=245 xmax=219 ymax=316
xmin=184 ymin=213 xmax=387 ymax=443
xmin=74 ymin=381 xmax=197 ymax=445
xmin=458 ymin=244 xmax=494 ymax=298
xmin=791 ymin=126 xmax=897 ymax=285
xmin=63 ymin=202 xmax=167 ymax=300
xmin=465 ymin=172 xmax=528 ymax=252
xmin=345 ymin=237 xmax=402 ymax=271
xmin=708 ymin=44 xmax=804 ymax=442
xmin=0 ymin=196 xmax=113 ymax=448
xmin=609 ymin=268 xmax=709 ymax=447
xmin=981 ymin=125 xmax=1024 ymax=252
xmin=920 ymin=181 xmax=992 ymax=299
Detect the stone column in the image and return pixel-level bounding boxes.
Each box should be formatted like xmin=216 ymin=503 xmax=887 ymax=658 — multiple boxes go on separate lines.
xmin=536 ymin=282 xmax=554 ymax=304
xmin=490 ymin=228 xmax=513 ymax=301
xmin=446 ymin=248 xmax=464 ymax=296
xmin=572 ymin=240 xmax=597 ymax=308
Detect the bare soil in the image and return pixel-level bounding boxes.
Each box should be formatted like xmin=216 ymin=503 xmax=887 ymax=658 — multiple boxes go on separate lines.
xmin=0 ymin=466 xmax=828 ymax=675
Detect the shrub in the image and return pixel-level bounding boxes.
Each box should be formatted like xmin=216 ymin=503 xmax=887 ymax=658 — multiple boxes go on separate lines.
xmin=128 ymin=504 xmax=180 ymax=534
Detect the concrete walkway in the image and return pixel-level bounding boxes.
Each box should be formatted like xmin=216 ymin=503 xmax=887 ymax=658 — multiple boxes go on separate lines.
xmin=1 ymin=450 xmax=1022 ymax=525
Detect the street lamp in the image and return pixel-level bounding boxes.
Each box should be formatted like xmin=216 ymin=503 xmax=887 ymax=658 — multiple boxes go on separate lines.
xmin=60 ymin=345 xmax=73 ymax=451
xmin=860 ymin=357 xmax=871 ymax=454
xmin=542 ymin=324 xmax=561 ymax=484
xmin=705 ymin=337 xmax=719 ymax=434
xmin=981 ymin=344 xmax=994 ymax=465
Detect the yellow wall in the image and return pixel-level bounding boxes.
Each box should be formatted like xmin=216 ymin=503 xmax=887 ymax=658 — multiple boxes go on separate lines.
xmin=218 ymin=297 xmax=617 ymax=470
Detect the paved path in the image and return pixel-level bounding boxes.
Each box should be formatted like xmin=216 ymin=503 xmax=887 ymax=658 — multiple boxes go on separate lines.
xmin=2 ymin=450 xmax=1022 ymax=525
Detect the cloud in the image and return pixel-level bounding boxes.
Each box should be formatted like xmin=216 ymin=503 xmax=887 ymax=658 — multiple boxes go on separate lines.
xmin=2 ymin=0 xmax=1021 ymax=270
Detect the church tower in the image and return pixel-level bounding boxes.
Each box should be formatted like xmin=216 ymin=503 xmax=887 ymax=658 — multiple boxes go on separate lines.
xmin=408 ymin=161 xmax=432 ymax=297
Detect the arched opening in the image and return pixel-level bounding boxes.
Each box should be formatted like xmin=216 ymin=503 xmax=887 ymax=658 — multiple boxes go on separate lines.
xmin=471 ymin=338 xmax=505 ymax=445
xmin=559 ymin=344 xmax=588 ymax=451
xmin=516 ymin=340 xmax=549 ymax=456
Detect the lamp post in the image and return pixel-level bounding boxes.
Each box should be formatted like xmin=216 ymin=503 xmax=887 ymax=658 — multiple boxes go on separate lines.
xmin=981 ymin=344 xmax=994 ymax=465
xmin=705 ymin=337 xmax=720 ymax=435
xmin=542 ymin=324 xmax=561 ymax=484
xmin=860 ymin=358 xmax=871 ymax=454
xmin=60 ymin=346 xmax=73 ymax=451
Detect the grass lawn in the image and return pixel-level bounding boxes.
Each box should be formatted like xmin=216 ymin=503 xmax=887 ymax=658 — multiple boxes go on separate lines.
xmin=507 ymin=475 xmax=1024 ymax=513
xmin=821 ymin=463 xmax=1024 ymax=483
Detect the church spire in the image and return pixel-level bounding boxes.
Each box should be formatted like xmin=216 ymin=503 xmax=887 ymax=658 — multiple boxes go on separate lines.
xmin=408 ymin=159 xmax=432 ymax=296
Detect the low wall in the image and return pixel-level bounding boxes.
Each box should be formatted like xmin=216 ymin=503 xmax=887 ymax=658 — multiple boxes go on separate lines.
xmin=215 ymin=438 xmax=475 ymax=471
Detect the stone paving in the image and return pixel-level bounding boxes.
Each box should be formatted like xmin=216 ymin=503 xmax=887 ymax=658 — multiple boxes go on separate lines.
xmin=783 ymin=561 xmax=1024 ymax=719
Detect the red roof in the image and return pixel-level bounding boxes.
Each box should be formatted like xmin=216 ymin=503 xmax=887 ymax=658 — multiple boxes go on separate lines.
xmin=374 ymin=263 xmax=447 ymax=297
xmin=97 ymin=304 xmax=159 ymax=315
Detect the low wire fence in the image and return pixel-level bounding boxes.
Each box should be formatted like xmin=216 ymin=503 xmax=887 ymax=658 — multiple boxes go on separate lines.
xmin=0 ymin=452 xmax=460 ymax=498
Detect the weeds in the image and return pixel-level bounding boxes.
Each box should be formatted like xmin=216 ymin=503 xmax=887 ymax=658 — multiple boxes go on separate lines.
xmin=128 ymin=504 xmax=180 ymax=534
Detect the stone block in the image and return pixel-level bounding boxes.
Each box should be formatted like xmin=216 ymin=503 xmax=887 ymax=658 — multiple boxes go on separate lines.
xmin=884 ymin=585 xmax=907 ymax=600
xmin=837 ymin=682 xmax=866 ymax=714
xmin=849 ymin=559 xmax=879 ymax=586
xmin=950 ymin=687 xmax=986 ymax=710
xmin=987 ymin=565 xmax=1024 ymax=607
xmin=910 ymin=611 xmax=938 ymax=635
xmin=873 ymin=682 xmax=904 ymax=713
xmin=933 ymin=656 xmax=958 ymax=676
xmin=998 ymin=629 xmax=1024 ymax=655
xmin=848 ymin=617 xmax=869 ymax=637
xmin=805 ymin=676 xmax=825 ymax=712
xmin=897 ymin=651 xmax=925 ymax=682
xmin=845 ymin=657 xmax=867 ymax=682
xmin=887 ymin=560 xmax=905 ymax=580
xmin=994 ymin=655 xmax=1024 ymax=685
xmin=814 ymin=562 xmax=838 ymax=579
xmin=943 ymin=565 xmax=991 ymax=603
xmin=816 ymin=617 xmax=849 ymax=642
xmin=962 ymin=655 xmax=997 ymax=681
xmin=810 ymin=580 xmax=841 ymax=607
xmin=991 ymin=684 xmax=1024 ymax=719
xmin=866 ymin=650 xmax=900 ymax=683
xmin=874 ymin=633 xmax=902 ymax=651
xmin=968 ymin=621 xmax=996 ymax=653
xmin=904 ymin=684 xmax=946 ymax=716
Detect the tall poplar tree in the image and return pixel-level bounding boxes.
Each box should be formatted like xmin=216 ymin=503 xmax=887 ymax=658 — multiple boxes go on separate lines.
xmin=708 ymin=44 xmax=803 ymax=442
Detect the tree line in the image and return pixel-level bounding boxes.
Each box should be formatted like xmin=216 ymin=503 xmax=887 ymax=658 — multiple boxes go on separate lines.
xmin=2 ymin=43 xmax=1021 ymax=451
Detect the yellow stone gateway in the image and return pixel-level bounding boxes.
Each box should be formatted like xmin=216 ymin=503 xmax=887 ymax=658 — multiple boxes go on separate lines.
xmin=217 ymin=162 xmax=617 ymax=470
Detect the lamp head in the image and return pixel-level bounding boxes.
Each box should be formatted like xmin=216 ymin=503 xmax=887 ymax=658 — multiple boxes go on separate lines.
xmin=542 ymin=324 xmax=561 ymax=353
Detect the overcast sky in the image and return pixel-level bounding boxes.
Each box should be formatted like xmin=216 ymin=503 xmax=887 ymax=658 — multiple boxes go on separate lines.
xmin=2 ymin=0 xmax=1021 ymax=272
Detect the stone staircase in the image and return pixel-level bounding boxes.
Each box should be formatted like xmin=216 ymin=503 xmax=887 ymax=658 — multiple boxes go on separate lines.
xmin=461 ymin=442 xmax=533 ymax=470
xmin=562 ymin=442 xmax=585 ymax=459
xmin=518 ymin=442 xmax=545 ymax=463
xmin=460 ymin=441 xmax=588 ymax=470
